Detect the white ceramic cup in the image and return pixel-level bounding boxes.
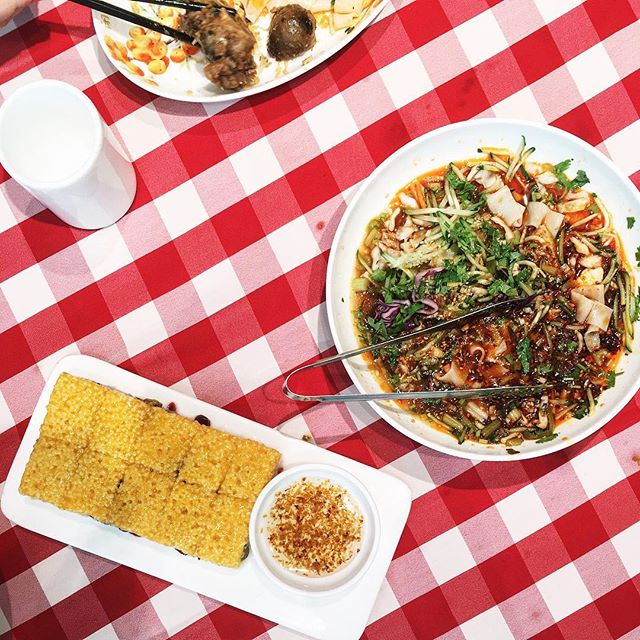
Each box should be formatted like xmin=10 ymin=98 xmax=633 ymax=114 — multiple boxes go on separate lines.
xmin=0 ymin=80 xmax=136 ymax=229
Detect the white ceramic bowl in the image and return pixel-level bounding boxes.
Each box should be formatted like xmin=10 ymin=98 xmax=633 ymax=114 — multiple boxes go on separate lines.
xmin=249 ymin=464 xmax=380 ymax=596
xmin=326 ymin=118 xmax=640 ymax=461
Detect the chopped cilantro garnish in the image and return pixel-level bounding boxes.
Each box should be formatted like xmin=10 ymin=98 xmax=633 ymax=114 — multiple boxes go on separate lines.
xmin=567 ymin=340 xmax=578 ymax=353
xmin=516 ymin=337 xmax=532 ymax=374
xmin=574 ymin=402 xmax=589 ymax=419
xmin=553 ymin=159 xmax=590 ymax=191
xmin=370 ymin=269 xmax=386 ymax=283
xmin=538 ymin=363 xmax=553 ymax=375
xmin=627 ymin=217 xmax=636 ymax=229
xmin=636 ymin=246 xmax=640 ymax=267
xmin=606 ymin=370 xmax=623 ymax=388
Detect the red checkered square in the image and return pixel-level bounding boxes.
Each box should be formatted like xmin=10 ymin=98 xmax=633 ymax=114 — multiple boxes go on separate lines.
xmin=135 ymin=242 xmax=190 ymax=300
xmin=402 ymin=587 xmax=458 ymax=639
xmin=596 ymin=579 xmax=640 ymax=638
xmin=511 ymin=26 xmax=565 ymax=84
xmin=479 ymin=544 xmax=534 ymax=603
xmin=209 ymin=606 xmax=272 ymax=640
xmin=554 ymin=501 xmax=610 ymax=561
xmin=57 ymin=283 xmax=113 ymax=342
xmin=552 ymin=102 xmax=602 ymax=146
xmin=11 ymin=607 xmax=67 ymax=640
xmin=91 ymin=567 xmax=150 ymax=621
xmin=585 ymin=0 xmax=637 ymax=39
xmin=436 ymin=69 xmax=490 ymax=122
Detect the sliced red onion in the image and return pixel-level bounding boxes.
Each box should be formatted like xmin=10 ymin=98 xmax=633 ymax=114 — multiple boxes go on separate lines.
xmin=413 ymin=267 xmax=444 ymax=302
xmin=416 ymin=298 xmax=439 ymax=315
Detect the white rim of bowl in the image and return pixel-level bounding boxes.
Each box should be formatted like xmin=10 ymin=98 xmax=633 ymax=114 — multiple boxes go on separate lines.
xmin=249 ymin=463 xmax=381 ymax=596
xmin=325 ymin=117 xmax=640 ymax=461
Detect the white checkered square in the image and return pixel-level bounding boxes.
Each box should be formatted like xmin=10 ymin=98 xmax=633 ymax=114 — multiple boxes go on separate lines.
xmin=75 ymin=37 xmax=116 ymax=86
xmin=0 ymin=66 xmax=43 ymax=100
xmin=192 ymin=259 xmax=245 ymax=316
xmin=492 ymin=87 xmax=546 ymax=122
xmin=114 ymin=104 xmax=171 ymax=160
xmin=496 ymin=484 xmax=551 ymax=543
xmin=1 ymin=264 xmax=55 ymax=323
xmin=460 ymin=606 xmax=515 ymax=640
xmin=230 ymin=137 xmax=284 ymax=196
xmin=267 ymin=216 xmax=320 ymax=273
xmin=571 ymin=440 xmax=626 ymax=499
xmin=383 ymin=450 xmax=435 ymax=499
xmin=0 ymin=391 xmax=14 ymax=435
xmin=533 ymin=0 xmax=584 ymax=23
xmin=0 ymin=604 xmax=9 ymax=635
xmin=567 ymin=43 xmax=620 ymax=102
xmin=32 ymin=547 xmax=89 ymax=606
xmin=0 ymin=188 xmax=18 ymax=234
xmin=369 ymin=579 xmax=400 ymax=624
xmin=302 ymin=303 xmax=333 ymax=353
xmin=537 ymin=563 xmax=592 ymax=621
xmin=79 ymin=224 xmax=133 ymax=281
xmin=420 ymin=527 xmax=476 ymax=585
xmin=86 ymin=624 xmax=120 ymax=640
xmin=455 ymin=10 xmax=509 ymax=67
xmin=150 ymin=585 xmax=207 ymax=636
xmin=304 ymin=94 xmax=359 ymax=152
xmin=227 ymin=335 xmax=281 ymax=395
xmin=379 ymin=51 xmax=433 ymax=110
xmin=155 ymin=181 xmax=209 ymax=239
xmin=611 ymin=521 xmax=640 ymax=578
xmin=115 ymin=301 xmax=168 ymax=357
xmin=605 ymin=120 xmax=640 ymax=176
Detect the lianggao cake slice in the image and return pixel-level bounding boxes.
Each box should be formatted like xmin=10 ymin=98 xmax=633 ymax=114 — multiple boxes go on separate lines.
xmin=160 ymin=480 xmax=216 ymax=556
xmin=40 ymin=373 xmax=107 ymax=446
xmin=19 ymin=436 xmax=82 ymax=507
xmin=63 ymin=449 xmax=126 ymax=521
xmin=218 ymin=438 xmax=280 ymax=501
xmin=91 ymin=390 xmax=148 ymax=460
xmin=110 ymin=463 xmax=175 ymax=539
xmin=179 ymin=426 xmax=238 ymax=493
xmin=196 ymin=494 xmax=252 ymax=568
xmin=131 ymin=407 xmax=198 ymax=474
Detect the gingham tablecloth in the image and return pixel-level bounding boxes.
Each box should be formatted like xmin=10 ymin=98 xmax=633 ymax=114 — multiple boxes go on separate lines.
xmin=2 ymin=0 xmax=640 ymax=638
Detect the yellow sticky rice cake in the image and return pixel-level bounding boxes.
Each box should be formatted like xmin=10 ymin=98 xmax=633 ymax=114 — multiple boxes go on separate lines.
xmin=19 ymin=373 xmax=281 ymax=568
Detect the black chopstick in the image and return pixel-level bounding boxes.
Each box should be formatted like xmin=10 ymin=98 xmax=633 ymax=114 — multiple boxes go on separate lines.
xmin=72 ymin=0 xmax=193 ymax=43
xmin=141 ymin=0 xmax=210 ymax=13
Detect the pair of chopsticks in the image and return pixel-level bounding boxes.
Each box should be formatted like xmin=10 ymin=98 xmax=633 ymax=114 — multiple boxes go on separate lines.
xmin=73 ymin=0 xmax=236 ymax=44
xmin=283 ymin=293 xmax=552 ymax=403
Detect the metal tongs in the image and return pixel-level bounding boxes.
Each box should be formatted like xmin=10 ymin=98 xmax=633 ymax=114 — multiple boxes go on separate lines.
xmin=283 ymin=293 xmax=551 ymax=403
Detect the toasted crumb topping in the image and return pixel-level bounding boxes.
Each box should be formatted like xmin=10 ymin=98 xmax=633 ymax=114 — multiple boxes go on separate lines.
xmin=265 ymin=478 xmax=363 ymax=576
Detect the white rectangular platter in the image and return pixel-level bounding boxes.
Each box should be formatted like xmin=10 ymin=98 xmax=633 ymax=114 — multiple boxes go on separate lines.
xmin=2 ymin=355 xmax=411 ymax=640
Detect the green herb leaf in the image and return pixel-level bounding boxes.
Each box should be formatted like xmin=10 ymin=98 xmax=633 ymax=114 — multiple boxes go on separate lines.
xmin=636 ymin=247 xmax=640 ymax=267
xmin=537 ymin=363 xmax=553 ymax=375
xmin=516 ymin=337 xmax=532 ymax=374
xmin=606 ymin=370 xmax=623 ymax=388
xmin=566 ymin=340 xmax=578 ymax=353
xmin=627 ymin=217 xmax=636 ymax=229
xmin=535 ymin=433 xmax=558 ymax=443
xmin=574 ymin=402 xmax=589 ymax=419
xmin=370 ymin=269 xmax=386 ymax=283
xmin=553 ymin=159 xmax=590 ymax=191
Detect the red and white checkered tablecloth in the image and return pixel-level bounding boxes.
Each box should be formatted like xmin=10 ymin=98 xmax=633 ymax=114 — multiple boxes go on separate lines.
xmin=1 ymin=0 xmax=640 ymax=638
